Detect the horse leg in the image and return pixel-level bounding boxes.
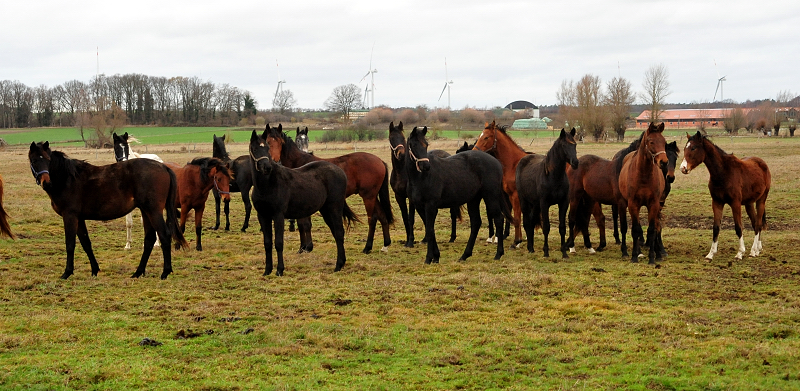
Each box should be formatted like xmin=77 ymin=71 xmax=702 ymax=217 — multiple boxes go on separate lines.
xmin=706 ymin=200 xmax=724 ymax=261
xmin=321 ymin=208 xmax=348 ymax=272
xmin=511 ymin=193 xmax=523 ymax=248
xmin=558 ymin=200 xmax=569 ymax=259
xmin=628 ymin=203 xmax=642 ymax=263
xmin=539 ymin=200 xmax=552 ymax=258
xmin=487 ymin=208 xmax=495 ymax=243
xmin=133 ymin=218 xmax=156 ymax=278
xmin=212 ymin=189 xmax=221 ymax=230
xmin=732 ymin=201 xmax=746 ymax=261
xmin=76 ymin=219 xmax=99 ymax=276
xmin=423 ymin=205 xmax=440 ymax=264
xmin=567 ymin=197 xmax=578 ymax=253
xmin=396 ymin=194 xmax=414 ymax=248
xmin=483 ymin=198 xmax=505 ymax=260
xmin=144 ymin=211 xmax=172 ymax=279
xmin=240 ymin=184 xmax=252 ymax=232
xmin=593 ymin=203 xmax=606 ymax=252
xmin=273 ymin=215 xmax=285 ymax=276
xmin=194 ymin=207 xmax=205 ymax=251
xmin=646 ymin=204 xmax=661 ymax=264
xmin=618 ymin=200 xmax=629 ymax=258
xmin=223 ymin=198 xmax=231 ymax=231
xmin=289 ymin=219 xmax=296 ymax=232
xmin=449 ymin=207 xmax=458 ymax=243
xmin=297 ymin=217 xmax=313 ymax=253
xmin=61 ymin=216 xmax=79 ymax=279
xmin=258 ymin=212 xmax=274 ymax=275
xmin=362 ymin=197 xmax=377 ymax=254
xmin=522 ymin=201 xmax=536 ymax=253
xmin=745 ymin=202 xmax=761 ymax=257
xmin=459 ymin=200 xmax=482 ymax=261
xmin=611 ymin=204 xmax=621 ymax=244
xmin=124 ymin=212 xmax=133 ymax=250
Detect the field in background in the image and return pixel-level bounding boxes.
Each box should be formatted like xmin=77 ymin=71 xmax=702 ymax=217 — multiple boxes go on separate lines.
xmin=0 ymin=133 xmax=799 ymax=389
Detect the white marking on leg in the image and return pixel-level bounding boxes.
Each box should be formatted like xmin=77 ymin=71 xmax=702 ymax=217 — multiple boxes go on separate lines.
xmin=705 ymin=240 xmax=718 ymax=261
xmin=588 ymin=248 xmax=596 ymax=254
xmin=735 ymin=236 xmax=745 ymax=260
xmin=380 ymin=246 xmax=389 ymax=253
xmin=569 ymin=247 xmax=576 ymax=254
xmin=486 ymin=236 xmax=494 ymax=243
xmin=750 ymin=233 xmax=761 ymax=257
xmin=125 ymin=213 xmax=134 ymax=250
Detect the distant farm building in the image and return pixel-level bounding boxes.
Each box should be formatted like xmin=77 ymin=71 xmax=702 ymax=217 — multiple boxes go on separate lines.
xmin=635 ymin=108 xmax=749 ymax=128
xmin=511 ymin=118 xmax=548 ymax=130
xmin=505 ymin=100 xmax=540 ymax=119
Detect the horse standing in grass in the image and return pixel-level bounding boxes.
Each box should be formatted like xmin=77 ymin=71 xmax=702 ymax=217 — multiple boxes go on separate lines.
xmin=165 ymin=158 xmax=232 ymax=251
xmin=211 ymin=134 xmax=255 ymax=232
xmin=0 ymin=174 xmax=13 ymax=239
xmin=249 ymin=129 xmax=358 ymax=275
xmin=405 ymin=126 xmax=512 ymax=264
xmin=29 ymin=141 xmax=187 ymax=279
xmin=389 ymin=122 xmax=461 ymax=246
xmin=618 ymin=122 xmax=669 ymax=263
xmin=113 ymin=132 xmax=164 ymax=249
xmin=456 ymin=140 xmax=510 ymax=242
xmin=265 ymin=123 xmax=393 ymax=254
xmin=516 ymin=128 xmax=579 ymax=258
xmin=680 ymin=131 xmax=771 ymax=261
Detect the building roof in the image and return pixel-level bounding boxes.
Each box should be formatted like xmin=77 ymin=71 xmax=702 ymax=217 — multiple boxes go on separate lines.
xmin=505 ymin=100 xmax=538 ymax=110
xmin=636 ymin=108 xmax=753 ymax=121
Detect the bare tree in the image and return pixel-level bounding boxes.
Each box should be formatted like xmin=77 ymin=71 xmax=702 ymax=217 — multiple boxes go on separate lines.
xmin=724 ymin=108 xmax=746 ymax=134
xmin=324 ymin=84 xmax=362 ymax=121
xmin=605 ymin=76 xmax=635 ymax=141
xmin=641 ymin=64 xmax=671 ymax=122
xmin=556 ymin=79 xmax=577 ymax=129
xmin=272 ymin=89 xmax=296 ymax=114
xmin=574 ymin=74 xmax=605 ymax=141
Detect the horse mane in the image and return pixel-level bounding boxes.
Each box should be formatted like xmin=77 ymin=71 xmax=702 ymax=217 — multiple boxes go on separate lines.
xmin=612 ymin=132 xmax=645 ymax=161
xmin=492 ymin=124 xmax=527 ymax=154
xmin=702 ymin=135 xmax=731 ymax=158
xmin=48 ymin=151 xmax=81 ymax=190
xmin=189 ymin=157 xmax=232 ymax=181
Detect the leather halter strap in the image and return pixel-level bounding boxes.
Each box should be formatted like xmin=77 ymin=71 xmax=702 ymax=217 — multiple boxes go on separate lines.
xmin=390 ymin=143 xmax=405 ymax=160
xmin=213 ymin=175 xmax=230 ymax=195
xmin=408 ymin=148 xmax=429 ymax=172
xmin=249 ymin=149 xmax=272 ymax=173
xmin=30 ymin=164 xmax=49 ymax=185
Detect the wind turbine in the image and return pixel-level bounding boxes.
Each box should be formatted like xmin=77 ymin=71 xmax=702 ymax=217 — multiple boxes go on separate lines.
xmin=360 ymin=46 xmax=377 ymax=109
xmin=274 ymin=59 xmax=286 ymax=103
xmin=438 ymin=58 xmax=453 ymax=109
xmin=713 ymin=60 xmax=726 ymax=103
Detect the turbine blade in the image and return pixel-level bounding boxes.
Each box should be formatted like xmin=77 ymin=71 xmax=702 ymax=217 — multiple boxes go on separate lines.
xmin=438 ymin=82 xmax=448 ymax=101
xmin=713 ymin=80 xmax=721 ymax=101
xmin=360 ymin=71 xmax=371 ymax=83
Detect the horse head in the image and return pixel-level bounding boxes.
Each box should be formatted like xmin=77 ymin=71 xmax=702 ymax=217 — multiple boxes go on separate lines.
xmin=455 ymin=141 xmax=471 ymax=154
xmin=665 ymin=141 xmax=679 ymax=183
xmin=264 ymin=123 xmax=287 ymax=162
xmin=556 ymin=128 xmax=579 ymax=170
xmin=250 ymin=130 xmax=274 ymax=176
xmin=389 ymin=121 xmax=407 ymax=161
xmin=197 ymin=157 xmax=232 ymax=202
xmin=212 ymin=134 xmax=230 ymax=162
xmin=680 ymin=131 xmax=706 ymax=174
xmin=295 ymin=127 xmax=310 ymax=153
xmin=29 ymin=141 xmax=52 ymax=187
xmin=407 ymin=126 xmax=431 ymax=172
xmin=473 ymin=120 xmax=500 ymax=154
xmin=113 ymin=132 xmax=130 ymax=162
xmin=643 ymin=122 xmax=668 ymax=170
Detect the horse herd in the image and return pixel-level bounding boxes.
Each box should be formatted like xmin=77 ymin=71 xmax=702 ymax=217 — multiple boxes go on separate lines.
xmin=0 ymin=121 xmax=771 ymax=280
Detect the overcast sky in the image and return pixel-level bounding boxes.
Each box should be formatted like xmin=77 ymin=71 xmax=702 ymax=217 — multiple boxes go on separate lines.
xmin=4 ymin=0 xmax=799 ymax=111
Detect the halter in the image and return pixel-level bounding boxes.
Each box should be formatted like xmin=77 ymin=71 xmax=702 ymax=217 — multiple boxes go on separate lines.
xmin=213 ymin=175 xmax=230 ymax=195
xmin=649 ymin=149 xmax=667 ymax=165
xmin=408 ymin=147 xmax=429 ymax=173
xmin=30 ymin=163 xmax=49 ymax=185
xmin=249 ymin=149 xmax=272 ymax=173
xmin=390 ymin=142 xmax=405 ymax=160
xmin=483 ymin=130 xmax=499 ymax=154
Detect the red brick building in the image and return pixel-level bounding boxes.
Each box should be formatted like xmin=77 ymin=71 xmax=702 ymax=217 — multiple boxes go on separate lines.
xmin=635 ymin=108 xmax=751 ymax=128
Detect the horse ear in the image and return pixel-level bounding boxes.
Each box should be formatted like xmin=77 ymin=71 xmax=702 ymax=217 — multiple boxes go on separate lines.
xmin=559 ymin=128 xmax=567 ymax=138
xmin=570 ymin=128 xmax=576 ymax=137
xmin=686 ymin=132 xmax=691 ymax=140
xmin=421 ymin=126 xmax=428 ymax=136
xmin=251 ymin=130 xmax=260 ymax=144
xmin=43 ymin=141 xmax=49 ymax=150
xmin=278 ymin=124 xmax=283 ymax=132
xmin=30 ymin=141 xmax=37 ymax=151
xmin=656 ymin=123 xmax=665 ymax=133
xmin=398 ymin=121 xmax=403 ymax=130
xmin=693 ymin=131 xmax=702 ymax=139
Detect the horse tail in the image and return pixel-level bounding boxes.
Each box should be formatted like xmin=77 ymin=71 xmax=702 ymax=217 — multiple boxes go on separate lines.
xmin=377 ymin=162 xmax=395 ymax=225
xmin=165 ymin=167 xmax=189 ymax=249
xmin=342 ymin=201 xmax=361 ymax=231
xmin=455 ymin=205 xmax=464 ymax=222
xmin=0 ymin=176 xmax=13 ymax=239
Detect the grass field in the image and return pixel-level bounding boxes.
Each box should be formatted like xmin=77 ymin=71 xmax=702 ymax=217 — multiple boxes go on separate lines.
xmin=0 ymin=129 xmax=799 ymax=390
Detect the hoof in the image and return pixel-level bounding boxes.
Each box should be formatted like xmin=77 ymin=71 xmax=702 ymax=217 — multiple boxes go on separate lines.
xmin=380 ymin=246 xmax=389 ymax=253
xmin=124 ymin=244 xmax=132 ymax=250
xmin=160 ymin=272 xmax=171 ymax=280
xmin=131 ymin=271 xmax=144 ymax=278
xmin=569 ymin=247 xmax=576 ymax=254
xmin=362 ymin=248 xmax=372 ymax=254
xmin=588 ymin=248 xmax=596 ymax=254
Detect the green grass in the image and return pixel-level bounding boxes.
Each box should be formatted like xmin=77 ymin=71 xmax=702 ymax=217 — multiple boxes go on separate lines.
xmin=1 ymin=135 xmax=799 ymax=389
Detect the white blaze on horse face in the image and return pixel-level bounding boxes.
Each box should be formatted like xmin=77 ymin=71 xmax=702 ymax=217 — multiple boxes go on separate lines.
xmin=685 ymin=141 xmax=691 ymax=150
xmin=705 ymin=240 xmax=718 ymax=261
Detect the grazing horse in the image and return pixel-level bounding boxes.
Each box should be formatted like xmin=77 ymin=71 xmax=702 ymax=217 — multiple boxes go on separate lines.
xmin=389 ymin=122 xmax=461 ymax=246
xmin=165 ymin=158 xmax=232 ymax=251
xmin=405 ymin=126 xmax=512 ymax=264
xmin=113 ymin=132 xmax=164 ymax=249
xmin=0 ymin=174 xmax=13 ymax=239
xmin=28 ymin=141 xmax=187 ymax=279
xmin=249 ymin=129 xmax=358 ymax=275
xmin=618 ymin=122 xmax=669 ymax=263
xmin=265 ymin=123 xmax=393 ymax=254
xmin=211 ymin=134 xmax=255 ymax=232
xmin=472 ymin=121 xmax=527 ymax=248
xmin=680 ymin=131 xmax=771 ymax=261
xmin=516 ymin=128 xmax=579 ymax=258
xmin=295 ymin=127 xmax=310 ymax=152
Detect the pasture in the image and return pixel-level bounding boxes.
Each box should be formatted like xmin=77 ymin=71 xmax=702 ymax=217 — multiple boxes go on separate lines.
xmin=0 ymin=130 xmax=799 ymax=390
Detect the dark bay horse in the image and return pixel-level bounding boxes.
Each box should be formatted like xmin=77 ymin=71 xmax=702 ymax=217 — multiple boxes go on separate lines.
xmin=405 ymin=126 xmax=512 ymax=264
xmin=165 ymin=157 xmax=232 ymax=251
xmin=389 ymin=121 xmax=460 ymax=246
xmin=680 ymin=131 xmax=771 ymax=261
xmin=516 ymin=128 xmax=579 ymax=258
xmin=456 ymin=140 xmax=510 ymax=242
xmin=265 ymin=124 xmax=393 ymax=254
xmin=211 ymin=134 xmax=254 ymax=232
xmin=472 ymin=121 xmax=528 ymax=248
xmin=28 ymin=141 xmax=187 ymax=279
xmin=249 ymin=129 xmax=358 ymax=275
xmin=618 ymin=123 xmax=669 ymax=263
xmin=0 ymin=174 xmax=13 ymax=239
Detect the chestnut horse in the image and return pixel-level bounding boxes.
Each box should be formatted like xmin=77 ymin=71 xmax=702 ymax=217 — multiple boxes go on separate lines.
xmin=680 ymin=131 xmax=770 ymax=261
xmin=29 ymin=141 xmax=187 ymax=279
xmin=515 ymin=128 xmax=579 ymax=258
xmin=165 ymin=158 xmax=232 ymax=251
xmin=265 ymin=124 xmax=393 ymax=254
xmin=472 ymin=121 xmax=526 ymax=248
xmin=211 ymin=134 xmax=255 ymax=232
xmin=0 ymin=174 xmax=13 ymax=239
xmin=618 ymin=123 xmax=669 ymax=263
xmin=389 ymin=121 xmax=460 ymax=246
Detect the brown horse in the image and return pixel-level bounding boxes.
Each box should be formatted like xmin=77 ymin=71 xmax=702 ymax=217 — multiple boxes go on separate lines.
xmin=618 ymin=122 xmax=669 ymax=263
xmin=472 ymin=121 xmax=527 ymax=248
xmin=680 ymin=131 xmax=771 ymax=261
xmin=0 ymin=174 xmax=13 ymax=239
xmin=28 ymin=141 xmax=187 ymax=279
xmin=265 ymin=124 xmax=394 ymax=254
xmin=165 ymin=157 xmax=232 ymax=251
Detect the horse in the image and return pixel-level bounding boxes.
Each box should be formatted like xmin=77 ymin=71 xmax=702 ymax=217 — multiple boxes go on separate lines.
xmin=249 ymin=129 xmax=358 ymax=275
xmin=295 ymin=127 xmax=310 ymax=152
xmin=515 ymin=128 xmax=579 ymax=258
xmin=680 ymin=131 xmax=771 ymax=261
xmin=472 ymin=121 xmax=528 ymax=248
xmin=265 ymin=123 xmax=393 ymax=254
xmin=211 ymin=134 xmax=255 ymax=232
xmin=28 ymin=141 xmax=187 ymax=279
xmin=389 ymin=122 xmax=461 ymax=247
xmin=113 ymin=132 xmax=164 ymax=249
xmin=405 ymin=126 xmax=512 ymax=264
xmin=618 ymin=122 xmax=669 ymax=263
xmin=165 ymin=157 xmax=232 ymax=251
xmin=0 ymin=174 xmax=13 ymax=239
xmin=456 ymin=140 xmax=510 ymax=242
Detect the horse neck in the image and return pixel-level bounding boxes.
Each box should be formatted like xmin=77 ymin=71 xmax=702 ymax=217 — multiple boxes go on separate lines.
xmin=700 ymin=139 xmax=728 ymax=177
xmin=632 ymin=138 xmax=657 ymax=176
xmin=495 ymin=132 xmax=528 ymax=165
xmin=283 ymin=139 xmax=318 ymax=166
xmin=544 ymin=144 xmax=567 ymax=178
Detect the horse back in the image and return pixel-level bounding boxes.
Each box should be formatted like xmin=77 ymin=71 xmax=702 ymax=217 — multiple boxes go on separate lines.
xmin=515 ymin=153 xmax=546 ymax=199
xmin=272 ymin=161 xmax=348 ymax=219
xmin=719 ymin=156 xmax=771 ymax=204
xmin=325 ymin=152 xmax=386 ymax=197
